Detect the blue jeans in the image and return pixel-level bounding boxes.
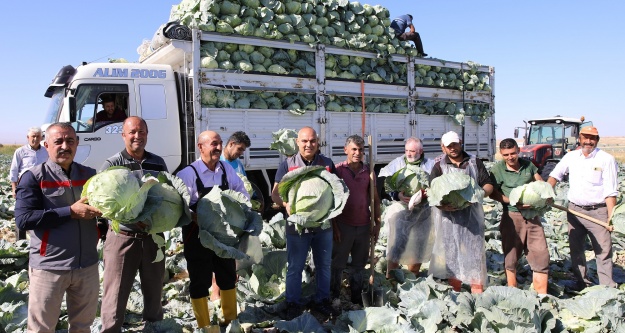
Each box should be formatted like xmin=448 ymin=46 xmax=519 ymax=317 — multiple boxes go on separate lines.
xmin=285 ymin=228 xmax=332 ymax=304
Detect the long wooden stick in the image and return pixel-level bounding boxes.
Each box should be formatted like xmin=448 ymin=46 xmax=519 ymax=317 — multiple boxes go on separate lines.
xmin=368 ymin=135 xmax=377 ymax=287
xmin=550 ymin=203 xmax=613 ymax=232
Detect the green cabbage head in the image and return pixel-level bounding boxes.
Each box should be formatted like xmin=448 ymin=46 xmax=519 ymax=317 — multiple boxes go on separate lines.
xmin=82 ymin=167 xmax=157 ymax=230
xmin=384 ymin=164 xmax=429 ymax=196
xmin=508 ymin=181 xmax=555 ymax=219
xmin=427 ymin=172 xmax=484 ymax=210
xmin=269 ymin=128 xmax=298 ymax=156
xmin=278 ymin=166 xmax=349 ymax=233
xmin=197 ymin=186 xmax=263 ymax=259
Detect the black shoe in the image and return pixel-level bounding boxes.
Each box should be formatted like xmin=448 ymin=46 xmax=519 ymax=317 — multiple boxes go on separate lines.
xmin=421 ymin=53 xmax=428 ymax=57
xmin=312 ymin=299 xmax=340 ymax=318
xmin=285 ymin=302 xmax=302 ymax=320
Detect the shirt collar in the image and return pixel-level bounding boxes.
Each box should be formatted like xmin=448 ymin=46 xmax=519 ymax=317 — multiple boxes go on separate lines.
xmin=120 ymin=149 xmax=152 ymax=163
xmin=443 ymin=151 xmax=470 ymax=165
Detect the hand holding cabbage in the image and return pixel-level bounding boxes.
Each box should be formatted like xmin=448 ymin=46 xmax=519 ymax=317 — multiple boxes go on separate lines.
xmin=276 ymin=166 xmax=349 ymax=233
xmin=428 ymin=172 xmax=484 ymax=211
xmin=81 ymin=167 xmax=193 ymax=261
xmin=508 ymin=181 xmax=556 ymax=219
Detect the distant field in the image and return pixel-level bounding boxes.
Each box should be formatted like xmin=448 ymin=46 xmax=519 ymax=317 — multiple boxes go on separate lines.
xmin=0 ymin=144 xmax=19 ymax=156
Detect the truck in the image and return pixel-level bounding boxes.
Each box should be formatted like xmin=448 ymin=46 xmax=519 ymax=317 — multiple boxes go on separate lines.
xmin=42 ymin=23 xmax=495 ymax=213
xmin=514 ymin=115 xmax=592 ymax=180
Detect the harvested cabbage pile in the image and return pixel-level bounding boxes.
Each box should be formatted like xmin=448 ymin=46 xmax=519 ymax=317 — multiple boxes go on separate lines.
xmin=277 ymin=165 xmax=349 ymax=232
xmin=427 ymin=172 xmax=484 ymax=210
xmin=508 ymin=181 xmax=556 ymax=219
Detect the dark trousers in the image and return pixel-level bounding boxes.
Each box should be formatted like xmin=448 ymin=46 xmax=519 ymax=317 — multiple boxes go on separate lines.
xmin=398 ymin=31 xmax=425 ymax=55
xmin=183 ymin=224 xmax=236 ymax=298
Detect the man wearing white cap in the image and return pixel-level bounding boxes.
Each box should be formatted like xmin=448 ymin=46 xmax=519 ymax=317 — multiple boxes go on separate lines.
xmin=428 ymin=131 xmax=493 ymax=293
xmin=548 ymin=126 xmax=618 ymax=290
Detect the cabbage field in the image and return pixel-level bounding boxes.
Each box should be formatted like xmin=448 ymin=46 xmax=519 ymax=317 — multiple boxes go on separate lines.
xmin=2 ymin=151 xmax=625 ymax=332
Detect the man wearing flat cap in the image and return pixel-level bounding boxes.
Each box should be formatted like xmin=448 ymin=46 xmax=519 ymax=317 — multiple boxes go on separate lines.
xmin=548 ymin=126 xmax=618 ymax=291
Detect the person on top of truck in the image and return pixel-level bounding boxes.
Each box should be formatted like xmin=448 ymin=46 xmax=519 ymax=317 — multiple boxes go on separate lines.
xmin=95 ymin=96 xmax=127 ymax=123
xmin=390 ymin=14 xmax=427 ymax=57
xmin=220 ymin=131 xmax=251 ymax=176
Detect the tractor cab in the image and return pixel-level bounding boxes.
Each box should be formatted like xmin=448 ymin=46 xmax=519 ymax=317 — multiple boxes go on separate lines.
xmin=514 ymin=116 xmax=592 ymax=180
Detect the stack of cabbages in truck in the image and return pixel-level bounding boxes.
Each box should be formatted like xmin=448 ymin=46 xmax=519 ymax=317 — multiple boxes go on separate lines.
xmin=138 ymin=0 xmax=495 ymax=167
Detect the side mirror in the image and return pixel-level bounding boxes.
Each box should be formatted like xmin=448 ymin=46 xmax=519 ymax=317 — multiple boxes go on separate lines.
xmin=513 ymin=128 xmax=519 ymax=138
xmin=69 ymin=96 xmax=77 ymax=122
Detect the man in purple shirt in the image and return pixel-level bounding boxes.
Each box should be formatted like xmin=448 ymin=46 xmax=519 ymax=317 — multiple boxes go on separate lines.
xmin=331 ymin=135 xmax=381 ymax=306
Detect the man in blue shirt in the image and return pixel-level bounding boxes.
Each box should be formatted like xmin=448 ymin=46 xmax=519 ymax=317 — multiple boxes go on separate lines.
xmin=220 ymin=131 xmax=251 ymax=176
xmin=390 ymin=14 xmax=427 ymax=57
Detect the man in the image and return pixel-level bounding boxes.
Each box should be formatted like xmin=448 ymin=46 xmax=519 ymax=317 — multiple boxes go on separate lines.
xmin=177 ymin=130 xmax=249 ymax=329
xmin=390 ymin=14 xmax=427 ymax=57
xmin=429 ymin=131 xmax=493 ymax=293
xmin=331 ymin=135 xmax=381 ymax=306
xmin=220 ymin=131 xmax=251 ymax=176
xmin=14 ymin=122 xmax=102 ymax=332
xmin=379 ymin=137 xmax=435 ymax=277
xmin=490 ymin=138 xmax=550 ymax=294
xmin=548 ymin=126 xmax=618 ymax=290
xmin=95 ymin=97 xmax=127 ymax=123
xmin=99 ymin=117 xmax=168 ymax=332
xmin=271 ymin=126 xmax=338 ymax=319
xmin=10 ymin=127 xmax=48 ymax=240
xmin=211 ymin=131 xmax=251 ymax=301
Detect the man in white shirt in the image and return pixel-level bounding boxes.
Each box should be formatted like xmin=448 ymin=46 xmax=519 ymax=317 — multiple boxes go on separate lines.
xmin=548 ymin=126 xmax=618 ymax=290
xmin=10 ymin=127 xmax=48 ymax=240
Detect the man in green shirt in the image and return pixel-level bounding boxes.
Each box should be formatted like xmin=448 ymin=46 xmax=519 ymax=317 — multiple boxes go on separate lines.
xmin=490 ymin=138 xmax=549 ymax=294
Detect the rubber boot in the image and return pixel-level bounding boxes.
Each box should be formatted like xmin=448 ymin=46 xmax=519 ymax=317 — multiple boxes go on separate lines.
xmin=505 ymin=269 xmax=518 ymax=288
xmin=190 ymin=297 xmax=211 ymax=329
xmin=220 ymin=288 xmax=237 ymax=326
xmin=533 ymin=272 xmax=548 ymax=294
xmin=349 ymin=270 xmax=364 ymax=306
xmin=330 ymin=268 xmax=343 ymax=299
xmin=448 ymin=277 xmax=462 ymax=292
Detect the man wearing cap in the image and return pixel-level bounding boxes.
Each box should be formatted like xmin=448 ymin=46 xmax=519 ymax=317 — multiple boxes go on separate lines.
xmin=547 ymin=126 xmax=618 ymax=290
xmin=428 ymin=131 xmax=493 ymax=293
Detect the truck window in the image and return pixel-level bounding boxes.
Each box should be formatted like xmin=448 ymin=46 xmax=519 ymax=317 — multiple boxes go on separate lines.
xmin=139 ymin=84 xmax=166 ymax=120
xmin=72 ymin=84 xmax=129 ymax=132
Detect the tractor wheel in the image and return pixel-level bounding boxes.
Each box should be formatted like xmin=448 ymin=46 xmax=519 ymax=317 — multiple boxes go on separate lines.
xmin=540 ymin=161 xmax=557 ymax=181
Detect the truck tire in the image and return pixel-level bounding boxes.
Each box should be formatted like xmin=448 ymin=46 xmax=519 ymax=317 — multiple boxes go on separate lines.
xmin=540 ymin=162 xmax=557 ymax=181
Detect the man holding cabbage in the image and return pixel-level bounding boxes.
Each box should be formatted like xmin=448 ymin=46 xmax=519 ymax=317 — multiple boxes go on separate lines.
xmin=99 ymin=117 xmax=169 ymax=332
xmin=379 ymin=137 xmax=435 ymax=278
xmin=177 ymin=130 xmax=250 ymax=329
xmin=15 ymin=122 xmax=102 ymax=332
xmin=548 ymin=126 xmax=618 ymax=290
xmin=489 ymin=138 xmax=550 ymax=294
xmin=428 ymin=131 xmax=493 ymax=293
xmin=271 ymin=126 xmax=342 ymax=319
xmin=331 ymin=135 xmax=381 ymax=306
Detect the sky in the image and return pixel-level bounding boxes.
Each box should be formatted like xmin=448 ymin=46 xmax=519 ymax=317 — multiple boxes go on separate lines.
xmin=1 ymin=1 xmax=623 ymax=144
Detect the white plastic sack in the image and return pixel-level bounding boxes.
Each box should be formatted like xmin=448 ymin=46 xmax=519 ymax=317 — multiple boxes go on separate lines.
xmin=385 ymin=201 xmax=435 ymax=265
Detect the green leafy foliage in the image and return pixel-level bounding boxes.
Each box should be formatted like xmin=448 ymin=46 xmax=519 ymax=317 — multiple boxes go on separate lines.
xmin=428 ymin=172 xmax=484 ymax=209
xmin=509 ymin=181 xmax=556 ymax=219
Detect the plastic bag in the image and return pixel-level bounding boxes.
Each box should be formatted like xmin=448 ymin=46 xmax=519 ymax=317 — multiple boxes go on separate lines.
xmin=385 ymin=202 xmax=435 ymax=265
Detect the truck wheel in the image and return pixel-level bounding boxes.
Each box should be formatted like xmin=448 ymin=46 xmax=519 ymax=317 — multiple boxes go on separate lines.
xmin=540 ymin=162 xmax=557 ymax=181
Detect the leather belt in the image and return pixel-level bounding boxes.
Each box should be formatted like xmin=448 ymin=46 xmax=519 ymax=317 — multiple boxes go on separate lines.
xmin=111 ymin=226 xmax=149 ymax=238
xmin=571 ymin=202 xmax=606 ymax=210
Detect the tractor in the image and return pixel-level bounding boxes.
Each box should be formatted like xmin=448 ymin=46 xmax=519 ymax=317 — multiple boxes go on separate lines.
xmin=514 ymin=116 xmax=592 ymax=180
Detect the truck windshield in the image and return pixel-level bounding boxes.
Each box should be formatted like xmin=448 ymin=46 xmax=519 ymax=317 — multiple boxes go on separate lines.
xmin=44 ymin=90 xmax=64 ymax=124
xmin=72 ymin=84 xmax=129 ymax=133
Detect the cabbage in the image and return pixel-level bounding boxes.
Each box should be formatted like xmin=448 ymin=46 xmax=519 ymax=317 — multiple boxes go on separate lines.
xmin=508 ymin=181 xmax=556 ymax=219
xmin=277 ymin=166 xmax=349 ymax=232
xmin=82 ymin=167 xmax=158 ymax=230
xmin=269 ymin=128 xmax=298 ymax=156
xmin=428 ymin=172 xmax=484 ymax=210
xmin=196 ymin=186 xmax=263 ymax=259
xmin=385 ymin=164 xmax=430 ymax=196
